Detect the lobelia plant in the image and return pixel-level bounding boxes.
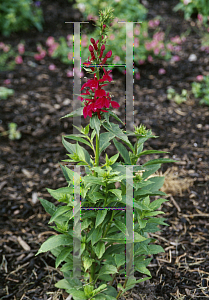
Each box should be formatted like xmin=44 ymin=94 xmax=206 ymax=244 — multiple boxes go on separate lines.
xmin=36 ymin=8 xmax=175 ymax=300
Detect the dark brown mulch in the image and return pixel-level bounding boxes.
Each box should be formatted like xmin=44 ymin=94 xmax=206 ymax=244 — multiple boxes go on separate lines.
xmin=0 ymin=0 xmax=209 ymax=299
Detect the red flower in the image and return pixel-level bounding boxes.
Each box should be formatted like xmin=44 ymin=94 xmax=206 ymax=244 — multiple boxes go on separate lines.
xmin=90 ymin=38 xmax=95 ymax=44
xmin=99 ymin=68 xmax=112 ymax=82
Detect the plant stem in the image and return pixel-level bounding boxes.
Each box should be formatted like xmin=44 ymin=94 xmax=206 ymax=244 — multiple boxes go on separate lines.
xmin=95 ymin=133 xmax=99 ymax=167
xmin=89 ymin=132 xmax=100 ymax=285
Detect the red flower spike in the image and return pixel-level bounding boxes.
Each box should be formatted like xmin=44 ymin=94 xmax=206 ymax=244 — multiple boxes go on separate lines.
xmin=95 ymin=89 xmax=106 ymax=98
xmin=103 ymin=24 xmax=106 ymax=29
xmin=105 ymin=50 xmax=112 ymax=58
xmin=111 ymin=101 xmax=120 ymax=108
xmin=99 ymin=50 xmax=103 ymax=59
xmin=99 ymin=68 xmax=112 ymax=82
xmin=93 ymin=43 xmax=98 ymax=51
xmin=90 ymin=38 xmax=95 ymax=44
xmin=96 ymin=39 xmax=99 ymax=45
xmin=89 ymin=45 xmax=94 ymax=52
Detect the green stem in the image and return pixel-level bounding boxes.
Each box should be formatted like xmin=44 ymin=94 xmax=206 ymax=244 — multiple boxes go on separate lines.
xmin=95 ymin=133 xmax=100 ymax=167
xmin=89 ymin=132 xmax=100 ymax=285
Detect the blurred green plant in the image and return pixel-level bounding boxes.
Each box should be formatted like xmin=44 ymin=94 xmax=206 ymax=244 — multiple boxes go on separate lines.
xmin=0 ymin=87 xmax=14 ymax=99
xmin=0 ymin=123 xmax=21 ymax=140
xmin=0 ymin=0 xmax=43 ymax=36
xmin=70 ymin=0 xmax=148 ymax=23
xmin=167 ymin=88 xmax=188 ymax=104
xmin=191 ymin=75 xmax=209 ymax=106
xmin=173 ymin=0 xmax=209 ymax=25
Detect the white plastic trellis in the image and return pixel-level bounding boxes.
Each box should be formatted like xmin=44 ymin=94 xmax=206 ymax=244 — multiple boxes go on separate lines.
xmin=64 ymin=20 xmax=141 ymax=281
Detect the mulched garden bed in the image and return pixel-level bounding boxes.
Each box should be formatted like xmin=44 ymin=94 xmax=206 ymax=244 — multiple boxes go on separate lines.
xmin=0 ymin=0 xmax=209 ymax=299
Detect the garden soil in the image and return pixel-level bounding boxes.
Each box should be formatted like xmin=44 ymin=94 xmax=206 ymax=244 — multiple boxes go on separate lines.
xmin=0 ymin=0 xmax=209 ymax=299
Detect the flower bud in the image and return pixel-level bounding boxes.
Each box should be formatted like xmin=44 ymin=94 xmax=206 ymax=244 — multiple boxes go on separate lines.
xmin=99 ymin=50 xmax=103 ymax=59
xmin=105 ymin=50 xmax=112 ymax=58
xmin=89 ymin=45 xmax=94 ymax=52
xmin=103 ymin=24 xmax=106 ymax=29
xmin=101 ymin=44 xmax=105 ymax=51
xmin=93 ymin=43 xmax=98 ymax=51
xmin=90 ymin=38 xmax=95 ymax=44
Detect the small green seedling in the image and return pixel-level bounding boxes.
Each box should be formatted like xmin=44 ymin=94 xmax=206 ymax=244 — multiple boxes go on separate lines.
xmin=0 ymin=87 xmax=14 ymax=99
xmin=167 ymin=88 xmax=188 ymax=104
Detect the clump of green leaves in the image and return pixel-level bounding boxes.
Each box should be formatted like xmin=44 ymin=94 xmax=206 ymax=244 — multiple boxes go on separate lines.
xmin=191 ymin=75 xmax=209 ymax=105
xmin=0 ymin=0 xmax=43 ymax=36
xmin=0 ymin=87 xmax=14 ymax=99
xmin=167 ymin=88 xmax=188 ymax=104
xmin=173 ymin=0 xmax=209 ymax=25
xmin=0 ymin=123 xmax=21 ymax=140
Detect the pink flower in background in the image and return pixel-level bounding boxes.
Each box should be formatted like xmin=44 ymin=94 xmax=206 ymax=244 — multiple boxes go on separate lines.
xmin=67 ymin=34 xmax=74 ymax=42
xmin=48 ymin=43 xmax=59 ymax=56
xmin=148 ymin=55 xmax=153 ymax=62
xmin=87 ymin=14 xmax=98 ymax=21
xmin=46 ymin=36 xmax=55 ymax=47
xmin=4 ymin=79 xmax=11 ymax=85
xmin=143 ymin=31 xmax=148 ymax=38
xmin=154 ymin=47 xmax=160 ymax=55
xmin=167 ymin=43 xmax=174 ymax=51
xmin=145 ymin=42 xmax=152 ymax=51
xmin=171 ymin=55 xmax=180 ymax=62
xmin=109 ymin=34 xmax=115 ymax=40
xmin=67 ymin=70 xmax=73 ymax=77
xmin=68 ymin=52 xmax=73 ymax=60
xmin=153 ymin=32 xmax=164 ymax=41
xmin=196 ymin=75 xmax=203 ymax=81
xmin=134 ymin=27 xmax=140 ymax=35
xmin=197 ymin=14 xmax=203 ymax=23
xmin=174 ymin=45 xmax=181 ymax=52
xmin=148 ymin=19 xmax=160 ymax=28
xmin=49 ymin=64 xmax=56 ymax=70
xmin=37 ymin=45 xmax=42 ymax=52
xmin=183 ymin=0 xmax=191 ymax=4
xmin=158 ymin=68 xmax=166 ymax=74
xmin=0 ymin=42 xmax=5 ymax=49
xmin=34 ymin=50 xmax=46 ymax=60
xmin=134 ymin=37 xmax=139 ymax=47
xmin=18 ymin=43 xmax=25 ymax=54
xmin=81 ymin=39 xmax=87 ymax=47
xmin=170 ymin=36 xmax=182 ymax=44
xmin=122 ymin=45 xmax=126 ymax=51
xmin=15 ymin=55 xmax=23 ymax=64
xmin=161 ymin=50 xmax=166 ymax=56
xmin=113 ymin=55 xmax=120 ymax=62
xmin=135 ymin=72 xmax=140 ymax=80
xmin=138 ymin=59 xmax=145 ymax=65
xmin=3 ymin=45 xmax=10 ymax=52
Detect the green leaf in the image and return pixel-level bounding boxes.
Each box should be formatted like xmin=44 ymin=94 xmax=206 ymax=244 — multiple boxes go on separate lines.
xmin=108 ymin=110 xmax=125 ymax=125
xmin=55 ymin=246 xmax=73 ymax=268
xmin=99 ymin=132 xmax=115 ymax=155
xmin=135 ymin=263 xmax=151 ymax=276
xmin=98 ymin=274 xmax=112 ymax=282
xmin=109 ymin=189 xmax=122 ymax=201
xmin=113 ymin=138 xmax=131 ymax=164
xmin=145 ymin=176 xmax=165 ymax=192
xmin=59 ymin=163 xmax=70 ymax=182
xmin=90 ymin=114 xmax=101 ymax=137
xmin=92 ymin=284 xmax=107 ymax=297
xmin=91 ymin=227 xmax=103 ymax=246
xmin=47 ymin=187 xmax=74 ymax=200
xmin=39 ymin=198 xmax=56 ymax=216
xmin=49 ymin=206 xmax=71 ymax=223
xmin=98 ymin=264 xmax=118 ymax=276
xmin=94 ymin=241 xmax=105 ymax=259
xmin=102 ymin=122 xmax=134 ymax=151
xmin=142 ymin=164 xmax=161 ymax=179
xmin=114 ymin=254 xmax=125 ymax=268
xmin=148 ymin=244 xmax=165 ymax=255
xmin=137 ymin=150 xmax=168 ymax=157
xmin=143 ymin=158 xmax=176 ymax=166
xmin=83 ymin=175 xmax=106 ymax=186
xmin=36 ymin=234 xmax=73 ymax=255
xmin=149 ymin=198 xmax=168 ymax=210
xmin=60 ymin=107 xmax=83 ymax=119
xmin=66 ymin=289 xmax=88 ymax=300
xmin=83 ymin=255 xmax=95 ymax=272
xmin=64 ymin=134 xmax=92 ymax=149
xmin=95 ymin=210 xmax=108 ymax=228
xmin=114 ymin=219 xmax=126 ymax=235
